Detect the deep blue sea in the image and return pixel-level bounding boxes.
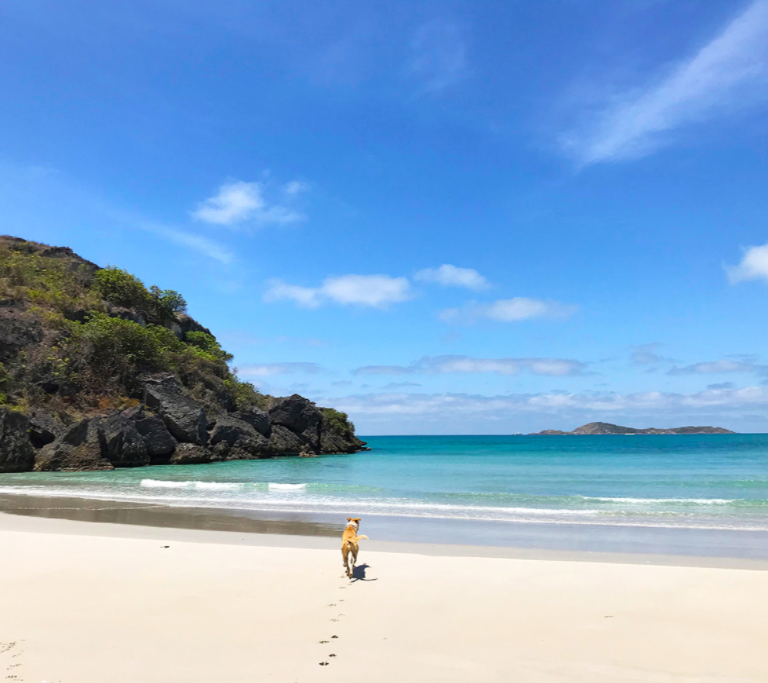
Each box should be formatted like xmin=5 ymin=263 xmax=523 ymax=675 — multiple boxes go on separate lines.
xmin=2 ymin=434 xmax=768 ymax=532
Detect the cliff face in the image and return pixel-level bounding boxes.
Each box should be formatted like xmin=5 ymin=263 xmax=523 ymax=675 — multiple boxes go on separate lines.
xmin=533 ymin=422 xmax=734 ymax=435
xmin=0 ymin=236 xmax=367 ymax=472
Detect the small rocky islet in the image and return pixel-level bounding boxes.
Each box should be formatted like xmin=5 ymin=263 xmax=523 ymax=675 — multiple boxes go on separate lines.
xmin=0 ymin=235 xmax=367 ymax=473
xmin=532 ymin=421 xmax=734 ymax=435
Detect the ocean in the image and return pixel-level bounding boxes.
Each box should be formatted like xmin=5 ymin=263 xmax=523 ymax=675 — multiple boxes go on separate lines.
xmin=2 ymin=434 xmax=768 ymax=536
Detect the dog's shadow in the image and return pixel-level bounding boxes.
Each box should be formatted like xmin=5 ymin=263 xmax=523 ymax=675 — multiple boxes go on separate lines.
xmin=351 ymin=563 xmax=378 ymax=582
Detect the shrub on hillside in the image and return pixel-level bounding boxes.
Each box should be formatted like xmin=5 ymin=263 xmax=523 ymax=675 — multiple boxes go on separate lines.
xmin=321 ymin=407 xmax=354 ymax=436
xmin=93 ymin=267 xmax=151 ymax=311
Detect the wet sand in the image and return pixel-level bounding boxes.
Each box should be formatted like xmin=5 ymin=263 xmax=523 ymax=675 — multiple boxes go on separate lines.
xmin=2 ymin=512 xmax=768 ymax=682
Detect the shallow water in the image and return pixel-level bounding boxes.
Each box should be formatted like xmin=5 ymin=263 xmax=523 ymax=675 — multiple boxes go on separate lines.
xmin=2 ymin=434 xmax=768 ymax=532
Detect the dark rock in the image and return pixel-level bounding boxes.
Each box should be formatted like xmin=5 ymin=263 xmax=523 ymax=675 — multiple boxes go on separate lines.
xmin=169 ymin=313 xmax=214 ymax=341
xmin=143 ymin=375 xmax=207 ymax=445
xmin=234 ymin=407 xmax=271 ymax=436
xmin=27 ymin=412 xmax=62 ymax=448
xmin=121 ymin=404 xmax=145 ymax=421
xmin=0 ymin=301 xmax=43 ymax=363
xmin=169 ymin=443 xmax=211 ymax=465
xmin=0 ymin=407 xmax=36 ymax=472
xmin=135 ymin=415 xmax=177 ymax=457
xmin=103 ymin=413 xmax=149 ymax=467
xmin=210 ymin=415 xmax=271 ymax=459
xmin=320 ymin=430 xmax=367 ymax=455
xmin=107 ymin=304 xmax=147 ymax=326
xmin=35 ymin=418 xmax=113 ymax=471
xmin=269 ymin=394 xmax=322 ymax=434
xmin=210 ymin=415 xmax=257 ymax=447
xmin=231 ymin=407 xmax=271 ymax=437
xmin=267 ymin=424 xmax=306 ymax=455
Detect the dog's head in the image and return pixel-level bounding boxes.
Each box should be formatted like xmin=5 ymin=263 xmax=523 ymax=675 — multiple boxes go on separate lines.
xmin=346 ymin=517 xmax=361 ymax=529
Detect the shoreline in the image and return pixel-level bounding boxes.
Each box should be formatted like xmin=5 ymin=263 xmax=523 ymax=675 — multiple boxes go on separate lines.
xmin=3 ymin=493 xmax=768 ymax=569
xmin=3 ymin=511 xmax=768 ymax=681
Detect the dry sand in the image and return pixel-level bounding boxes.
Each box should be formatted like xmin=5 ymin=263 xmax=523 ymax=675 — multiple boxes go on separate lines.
xmin=1 ymin=513 xmax=767 ymax=683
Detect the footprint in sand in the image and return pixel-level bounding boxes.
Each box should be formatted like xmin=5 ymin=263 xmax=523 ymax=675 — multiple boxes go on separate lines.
xmin=331 ymin=635 xmax=338 ymax=639
xmin=319 ymin=662 xmax=329 ymax=666
xmin=319 ymin=640 xmax=329 ymax=644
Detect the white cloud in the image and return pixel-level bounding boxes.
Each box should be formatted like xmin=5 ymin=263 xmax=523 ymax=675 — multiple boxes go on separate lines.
xmin=441 ymin=297 xmax=577 ymax=323
xmin=283 ymin=180 xmax=309 ymax=195
xmin=264 ymin=274 xmax=412 ymax=309
xmin=238 ymin=362 xmax=324 ymax=377
xmin=563 ymin=0 xmax=768 ymax=165
xmin=669 ymin=360 xmax=768 ymax=375
xmin=263 ymin=280 xmax=322 ymax=308
xmin=409 ymin=19 xmax=468 ymax=94
xmin=354 ymin=355 xmax=587 ymax=377
xmin=192 ymin=180 xmax=303 ymax=227
xmin=329 ymin=385 xmax=766 ymax=428
xmin=415 ymin=264 xmax=489 ymax=290
xmin=727 ymin=242 xmax=768 ymax=283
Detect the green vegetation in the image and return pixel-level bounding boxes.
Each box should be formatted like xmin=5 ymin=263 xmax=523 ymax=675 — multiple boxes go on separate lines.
xmin=94 ymin=267 xmax=188 ymax=323
xmin=321 ymin=408 xmax=355 ymax=436
xmin=0 ymin=238 xmax=269 ymax=417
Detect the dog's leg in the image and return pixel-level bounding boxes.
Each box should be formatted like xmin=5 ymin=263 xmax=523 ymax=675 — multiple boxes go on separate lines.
xmin=351 ymin=545 xmax=358 ymax=575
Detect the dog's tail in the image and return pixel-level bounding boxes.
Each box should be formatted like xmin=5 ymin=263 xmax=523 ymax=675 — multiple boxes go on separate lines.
xmin=355 ymin=534 xmax=369 ymax=541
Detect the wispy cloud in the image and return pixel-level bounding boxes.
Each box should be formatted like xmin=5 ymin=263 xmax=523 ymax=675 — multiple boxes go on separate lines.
xmin=727 ymin=241 xmax=768 ymax=283
xmin=630 ymin=343 xmax=673 ymax=366
xmin=354 ymin=355 xmax=587 ymax=377
xmin=148 ymin=224 xmax=236 ymax=265
xmin=668 ymin=359 xmax=768 ymax=376
xmin=415 ymin=264 xmax=489 ymax=290
xmin=408 ymin=19 xmax=468 ymax=94
xmin=238 ymin=362 xmax=325 ymax=378
xmin=383 ymin=381 xmax=423 ymax=389
xmin=265 ymin=274 xmax=412 ymax=309
xmin=440 ymin=298 xmax=577 ymax=323
xmin=192 ymin=180 xmax=304 ymax=227
xmin=562 ymin=0 xmax=768 ymax=165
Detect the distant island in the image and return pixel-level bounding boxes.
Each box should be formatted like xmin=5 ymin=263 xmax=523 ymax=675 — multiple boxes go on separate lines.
xmin=0 ymin=236 xmax=367 ymax=473
xmin=532 ymin=422 xmax=735 ymax=435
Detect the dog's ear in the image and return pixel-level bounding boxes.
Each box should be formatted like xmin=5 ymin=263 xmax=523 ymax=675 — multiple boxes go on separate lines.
xmin=353 ymin=517 xmax=361 ymax=522
xmin=347 ymin=517 xmax=352 ymax=521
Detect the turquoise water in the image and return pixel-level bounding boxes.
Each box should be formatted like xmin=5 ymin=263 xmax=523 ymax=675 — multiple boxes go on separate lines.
xmin=2 ymin=434 xmax=768 ymax=530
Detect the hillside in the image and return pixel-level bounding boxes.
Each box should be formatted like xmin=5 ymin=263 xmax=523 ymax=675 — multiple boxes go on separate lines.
xmin=533 ymin=422 xmax=734 ymax=435
xmin=0 ymin=236 xmax=366 ymax=472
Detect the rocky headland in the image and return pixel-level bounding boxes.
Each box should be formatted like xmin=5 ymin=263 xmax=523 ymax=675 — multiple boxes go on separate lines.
xmin=532 ymin=421 xmax=734 ymax=435
xmin=0 ymin=236 xmax=367 ymax=472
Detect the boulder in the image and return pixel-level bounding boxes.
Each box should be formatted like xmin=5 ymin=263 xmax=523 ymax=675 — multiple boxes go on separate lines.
xmin=135 ymin=415 xmax=177 ymax=457
xmin=320 ymin=430 xmax=367 ymax=454
xmin=169 ymin=313 xmax=214 ymax=341
xmin=35 ymin=418 xmax=113 ymax=471
xmin=0 ymin=407 xmax=36 ymax=472
xmin=267 ymin=424 xmax=306 ymax=455
xmin=143 ymin=375 xmax=207 ymax=445
xmin=103 ymin=413 xmax=150 ymax=467
xmin=269 ymin=394 xmax=322 ymax=434
xmin=231 ymin=407 xmax=271 ymax=437
xmin=169 ymin=443 xmax=211 ymax=465
xmin=210 ymin=415 xmax=270 ymax=458
xmin=27 ymin=412 xmax=62 ymax=448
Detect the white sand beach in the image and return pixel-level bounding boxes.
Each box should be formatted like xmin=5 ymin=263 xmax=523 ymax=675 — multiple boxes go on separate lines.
xmin=1 ymin=513 xmax=768 ymax=683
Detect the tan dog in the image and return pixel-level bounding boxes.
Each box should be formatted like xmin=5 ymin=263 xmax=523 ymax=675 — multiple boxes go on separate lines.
xmin=341 ymin=517 xmax=368 ymax=578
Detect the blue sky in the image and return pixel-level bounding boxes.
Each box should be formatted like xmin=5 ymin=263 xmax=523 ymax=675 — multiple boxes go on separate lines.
xmin=3 ymin=0 xmax=768 ymax=434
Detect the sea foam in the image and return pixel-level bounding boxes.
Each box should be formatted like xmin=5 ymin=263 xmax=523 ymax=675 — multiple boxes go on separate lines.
xmin=268 ymin=483 xmax=307 ymax=491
